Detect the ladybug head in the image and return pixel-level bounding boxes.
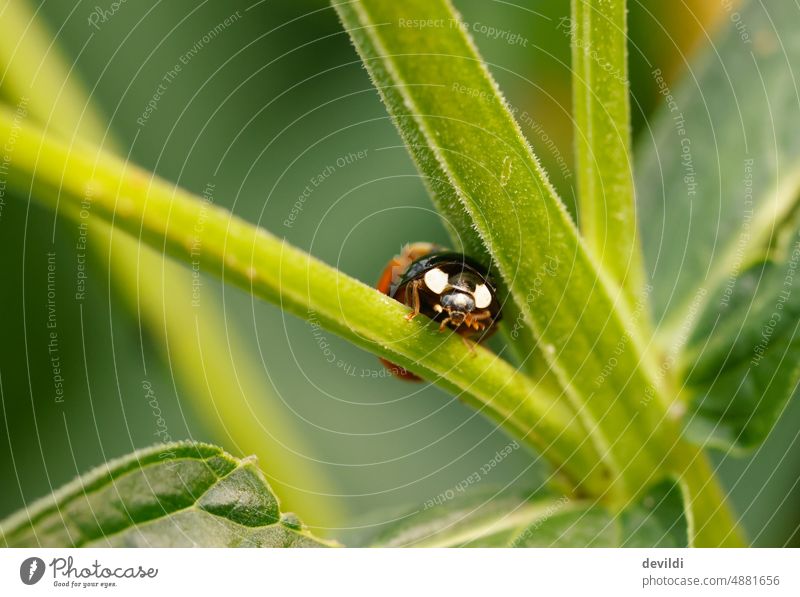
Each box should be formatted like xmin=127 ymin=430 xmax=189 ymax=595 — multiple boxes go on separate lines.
xmin=439 ymin=290 xmax=476 ymax=325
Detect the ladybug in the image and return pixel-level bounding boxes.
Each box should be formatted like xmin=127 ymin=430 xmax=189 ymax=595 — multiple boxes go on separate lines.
xmin=376 ymin=242 xmax=502 ymax=380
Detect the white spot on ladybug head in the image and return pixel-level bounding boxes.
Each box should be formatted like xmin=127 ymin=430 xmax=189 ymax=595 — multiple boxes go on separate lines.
xmin=423 ymin=267 xmax=449 ymax=294
xmin=473 ymin=283 xmax=492 ymax=309
xmin=441 ymin=291 xmax=475 ymax=313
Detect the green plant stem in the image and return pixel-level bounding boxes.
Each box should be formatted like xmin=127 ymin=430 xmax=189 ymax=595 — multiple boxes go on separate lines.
xmin=0 ymin=0 xmax=337 ymax=526
xmin=666 ymin=441 xmax=746 ymax=547
xmin=334 ymin=0 xmax=662 ymax=502
xmin=333 ymin=0 xmax=746 ymax=546
xmin=0 ymin=2 xmax=108 ymax=142
xmin=0 ymin=0 xmax=749 ymax=543
xmin=0 ymin=107 xmax=613 ymax=497
xmin=567 ymin=0 xmax=743 ymax=547
xmin=571 ymin=0 xmax=645 ymax=308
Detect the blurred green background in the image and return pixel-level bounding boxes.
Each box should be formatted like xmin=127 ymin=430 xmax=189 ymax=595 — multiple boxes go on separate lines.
xmin=0 ymin=0 xmax=797 ymax=546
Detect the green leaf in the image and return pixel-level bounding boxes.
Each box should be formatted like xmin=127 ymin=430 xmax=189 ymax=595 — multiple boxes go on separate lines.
xmin=635 ymin=1 xmax=800 ymax=452
xmin=619 ymin=478 xmax=690 ymax=548
xmin=570 ymin=0 xmax=645 ymax=304
xmin=636 ymin=0 xmax=800 ymax=342
xmin=365 ymin=480 xmax=688 ymax=547
xmin=682 ymin=244 xmax=800 ymax=450
xmin=332 ymin=0 xmax=672 ymax=503
xmin=0 ymin=442 xmax=332 ymax=547
xmin=514 ymin=479 xmax=688 ymax=547
xmin=514 ymin=506 xmax=618 ymax=547
xmin=363 ymin=489 xmax=586 ymax=547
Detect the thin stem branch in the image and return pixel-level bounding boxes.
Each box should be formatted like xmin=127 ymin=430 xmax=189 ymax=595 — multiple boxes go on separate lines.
xmin=0 ymin=107 xmax=612 ymax=496
xmin=571 ymin=0 xmax=646 ymax=308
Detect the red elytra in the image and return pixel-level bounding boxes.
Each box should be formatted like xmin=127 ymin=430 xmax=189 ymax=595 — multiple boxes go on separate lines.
xmin=375 ymin=243 xmax=439 ymax=381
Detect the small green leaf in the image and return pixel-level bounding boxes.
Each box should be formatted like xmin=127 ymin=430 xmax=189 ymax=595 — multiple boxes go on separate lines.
xmin=682 ymin=243 xmax=800 ymax=451
xmin=619 ymin=478 xmax=689 ymax=548
xmin=365 ymin=479 xmax=688 ymax=547
xmin=365 ymin=489 xmax=578 ymax=547
xmin=0 ymin=442 xmax=332 ymax=547
xmin=512 ymin=506 xmax=617 ymax=547
xmin=514 ymin=479 xmax=688 ymax=547
xmin=636 ymin=0 xmax=800 ymax=344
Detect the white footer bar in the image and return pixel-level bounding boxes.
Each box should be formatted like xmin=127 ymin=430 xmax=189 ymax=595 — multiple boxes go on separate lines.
xmin=1 ymin=548 xmax=797 ymax=596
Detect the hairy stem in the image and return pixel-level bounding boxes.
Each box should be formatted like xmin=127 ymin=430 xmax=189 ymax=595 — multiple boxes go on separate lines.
xmin=0 ymin=107 xmax=613 ymax=496
xmin=333 ymin=0 xmax=745 ymax=545
xmin=570 ymin=0 xmax=645 ymax=308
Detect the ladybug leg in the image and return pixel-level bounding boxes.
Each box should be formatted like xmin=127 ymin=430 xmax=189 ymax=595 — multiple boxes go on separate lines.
xmin=461 ymin=335 xmax=477 ymax=353
xmin=404 ymin=279 xmax=422 ymax=321
xmin=469 ymin=311 xmax=493 ymax=329
xmin=438 ymin=317 xmax=452 ymax=332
